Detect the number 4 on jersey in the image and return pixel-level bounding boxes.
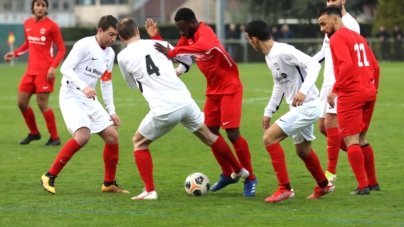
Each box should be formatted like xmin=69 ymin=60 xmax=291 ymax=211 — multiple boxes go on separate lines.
xmin=145 ymin=54 xmax=160 ymax=76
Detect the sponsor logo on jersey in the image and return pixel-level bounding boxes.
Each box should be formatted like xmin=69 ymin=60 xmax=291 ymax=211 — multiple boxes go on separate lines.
xmin=28 ymin=36 xmax=46 ymax=45
xmin=85 ymin=66 xmax=104 ymax=78
xmin=281 ymin=73 xmax=287 ymax=78
xmin=41 ymin=36 xmax=46 ymax=41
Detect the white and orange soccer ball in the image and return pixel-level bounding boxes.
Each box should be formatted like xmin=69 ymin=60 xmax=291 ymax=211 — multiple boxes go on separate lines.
xmin=184 ymin=172 xmax=210 ymax=196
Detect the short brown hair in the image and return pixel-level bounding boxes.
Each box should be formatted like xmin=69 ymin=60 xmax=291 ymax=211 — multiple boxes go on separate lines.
xmin=117 ymin=17 xmax=138 ymax=40
xmin=98 ymin=15 xmax=118 ymax=31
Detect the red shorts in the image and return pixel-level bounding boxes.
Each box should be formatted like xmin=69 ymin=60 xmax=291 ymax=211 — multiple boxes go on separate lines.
xmin=18 ymin=73 xmax=55 ymax=94
xmin=337 ymin=101 xmax=375 ymax=137
xmin=203 ymin=89 xmax=243 ymax=129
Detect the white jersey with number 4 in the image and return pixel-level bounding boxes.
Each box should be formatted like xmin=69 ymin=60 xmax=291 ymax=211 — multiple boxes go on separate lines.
xmin=117 ymin=39 xmax=193 ymax=116
xmin=313 ymin=13 xmax=360 ymax=87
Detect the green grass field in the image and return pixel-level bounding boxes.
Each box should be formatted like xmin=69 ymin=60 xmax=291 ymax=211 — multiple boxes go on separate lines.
xmin=0 ymin=63 xmax=403 ymax=227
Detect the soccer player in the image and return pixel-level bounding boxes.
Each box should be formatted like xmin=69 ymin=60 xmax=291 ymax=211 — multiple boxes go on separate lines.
xmin=318 ymin=6 xmax=380 ymax=195
xmin=313 ymin=0 xmax=360 ymax=182
xmin=145 ymin=8 xmax=257 ymax=197
xmin=244 ymin=20 xmax=334 ymax=203
xmin=40 ymin=15 xmax=129 ymax=195
xmin=116 ymin=17 xmax=249 ymax=200
xmin=3 ymin=0 xmax=65 ymax=146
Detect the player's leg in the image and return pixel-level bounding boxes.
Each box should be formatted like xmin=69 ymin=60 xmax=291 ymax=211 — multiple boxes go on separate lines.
xmin=132 ymin=110 xmax=181 ymax=200
xmin=221 ymin=90 xmax=257 ymax=195
xmin=338 ymin=102 xmax=369 ymax=195
xmin=360 ymin=101 xmax=379 ymax=190
xmin=318 ymin=86 xmax=329 ymax=137
xmin=203 ymin=96 xmax=235 ymax=188
xmin=36 ymin=75 xmax=60 ymax=146
xmin=41 ymin=100 xmax=91 ymax=194
xmin=324 ymin=112 xmax=340 ymax=181
xmin=18 ymin=74 xmax=40 ymax=144
xmin=263 ymin=122 xmax=294 ymax=203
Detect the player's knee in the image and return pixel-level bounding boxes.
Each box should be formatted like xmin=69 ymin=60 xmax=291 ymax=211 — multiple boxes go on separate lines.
xmin=107 ymin=131 xmax=119 ymax=144
xmin=74 ymin=133 xmax=90 ymax=146
xmin=17 ymin=101 xmax=28 ymax=110
xmin=263 ymin=135 xmax=277 ymax=147
xmin=318 ymin=126 xmax=327 ymax=136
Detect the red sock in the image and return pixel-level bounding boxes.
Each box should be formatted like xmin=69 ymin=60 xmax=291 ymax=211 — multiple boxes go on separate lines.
xmin=21 ymin=107 xmax=39 ymax=135
xmin=347 ymin=144 xmax=367 ymax=189
xmin=265 ymin=143 xmax=290 ymax=186
xmin=103 ymin=144 xmax=119 ymax=183
xmin=232 ymin=136 xmax=255 ymax=180
xmin=210 ymin=134 xmax=234 ymax=177
xmin=134 ymin=149 xmax=155 ymax=192
xmin=49 ymin=139 xmax=82 ymax=176
xmin=362 ymin=144 xmax=378 ymax=186
xmin=301 ymin=149 xmax=328 ymax=187
xmin=326 ymin=127 xmax=341 ymax=174
xmin=340 ymin=136 xmax=347 ymax=151
xmin=42 ymin=109 xmax=59 ymax=140
xmin=211 ymin=135 xmax=243 ymax=174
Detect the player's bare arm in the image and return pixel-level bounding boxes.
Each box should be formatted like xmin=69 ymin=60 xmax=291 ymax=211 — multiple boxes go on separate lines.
xmin=327 ymin=92 xmax=337 ymax=108
xmin=262 ymin=116 xmax=272 ymax=131
xmin=47 ymin=67 xmax=56 ymax=81
xmin=4 ymin=52 xmax=15 ymax=61
xmin=292 ymin=92 xmax=307 ymax=107
xmin=110 ymin=114 xmax=120 ymax=129
xmin=154 ymin=43 xmax=171 ymax=57
xmin=83 ymin=87 xmax=97 ymax=100
xmin=145 ymin=19 xmax=159 ymax=37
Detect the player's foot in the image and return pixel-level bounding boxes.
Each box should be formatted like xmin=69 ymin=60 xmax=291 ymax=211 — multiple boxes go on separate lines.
xmin=20 ymin=133 xmax=41 ymax=145
xmin=231 ymin=168 xmax=250 ymax=180
xmin=369 ymin=184 xmax=380 ymax=191
xmin=350 ymin=187 xmax=370 ymax=195
xmin=265 ymin=186 xmax=295 ymax=203
xmin=131 ymin=190 xmax=158 ymax=200
xmin=41 ymin=172 xmax=56 ymax=194
xmin=45 ymin=137 xmax=61 ymax=146
xmin=325 ymin=170 xmax=337 ymax=182
xmin=307 ymin=184 xmax=335 ymax=199
xmin=101 ymin=181 xmax=130 ymax=194
xmin=243 ymin=176 xmax=257 ymax=197
xmin=210 ymin=174 xmax=239 ymax=192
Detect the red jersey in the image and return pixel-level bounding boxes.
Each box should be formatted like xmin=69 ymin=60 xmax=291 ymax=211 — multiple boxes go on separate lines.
xmin=153 ymin=22 xmax=242 ymax=95
xmin=14 ymin=17 xmax=66 ymax=75
xmin=330 ymin=27 xmax=380 ymax=102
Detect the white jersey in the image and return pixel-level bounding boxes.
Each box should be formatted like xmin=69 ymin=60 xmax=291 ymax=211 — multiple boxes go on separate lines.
xmin=60 ymin=36 xmax=116 ymax=114
xmin=264 ymin=42 xmax=321 ymax=118
xmin=117 ymin=39 xmax=193 ymax=116
xmin=313 ymin=13 xmax=360 ymax=87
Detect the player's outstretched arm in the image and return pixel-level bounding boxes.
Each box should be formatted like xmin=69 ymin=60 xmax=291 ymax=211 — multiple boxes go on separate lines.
xmin=145 ymin=19 xmax=161 ymax=39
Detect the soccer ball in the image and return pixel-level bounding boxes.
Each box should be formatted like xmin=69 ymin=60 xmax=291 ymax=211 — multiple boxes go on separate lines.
xmin=184 ymin=172 xmax=210 ymax=196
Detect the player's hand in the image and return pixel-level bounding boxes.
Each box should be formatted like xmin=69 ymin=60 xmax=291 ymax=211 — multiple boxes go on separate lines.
xmin=47 ymin=67 xmax=56 ymax=81
xmin=154 ymin=42 xmax=171 ymax=56
xmin=145 ymin=19 xmax=159 ymax=37
xmin=174 ymin=67 xmax=182 ymax=76
xmin=292 ymin=92 xmax=306 ymax=107
xmin=327 ymin=92 xmax=337 ymax=108
xmin=83 ymin=87 xmax=97 ymax=100
xmin=4 ymin=52 xmax=15 ymax=61
xmin=110 ymin=114 xmax=121 ymax=129
xmin=262 ymin=116 xmax=271 ymax=131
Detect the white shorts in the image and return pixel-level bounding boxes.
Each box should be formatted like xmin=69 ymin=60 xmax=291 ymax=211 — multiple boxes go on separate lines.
xmin=275 ymin=100 xmax=320 ymax=144
xmin=319 ymin=85 xmax=337 ymax=118
xmin=139 ymin=101 xmax=204 ymax=141
xmin=60 ymin=98 xmax=113 ymax=136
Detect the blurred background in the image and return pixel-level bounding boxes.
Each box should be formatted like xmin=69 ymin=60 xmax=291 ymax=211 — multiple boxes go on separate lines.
xmin=0 ymin=0 xmax=403 ymax=65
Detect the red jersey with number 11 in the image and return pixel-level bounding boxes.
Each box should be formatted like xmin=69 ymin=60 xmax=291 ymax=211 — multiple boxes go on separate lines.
xmin=330 ymin=27 xmax=380 ymax=102
xmin=14 ymin=17 xmax=66 ymax=76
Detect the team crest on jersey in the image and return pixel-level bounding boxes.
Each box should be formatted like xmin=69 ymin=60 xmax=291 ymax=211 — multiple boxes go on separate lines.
xmin=40 ymin=28 xmax=46 ymax=34
xmin=281 ymin=73 xmax=287 ymax=78
xmin=274 ymin=63 xmax=280 ymax=70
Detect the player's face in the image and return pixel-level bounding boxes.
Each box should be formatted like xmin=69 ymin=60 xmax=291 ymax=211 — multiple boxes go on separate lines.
xmin=245 ymin=32 xmax=260 ymax=52
xmin=175 ymin=20 xmax=196 ymax=38
xmin=99 ymin=27 xmax=118 ymax=47
xmin=318 ymin=15 xmax=336 ymax=38
xmin=33 ymin=0 xmax=47 ymax=17
xmin=326 ymin=0 xmax=344 ymax=11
